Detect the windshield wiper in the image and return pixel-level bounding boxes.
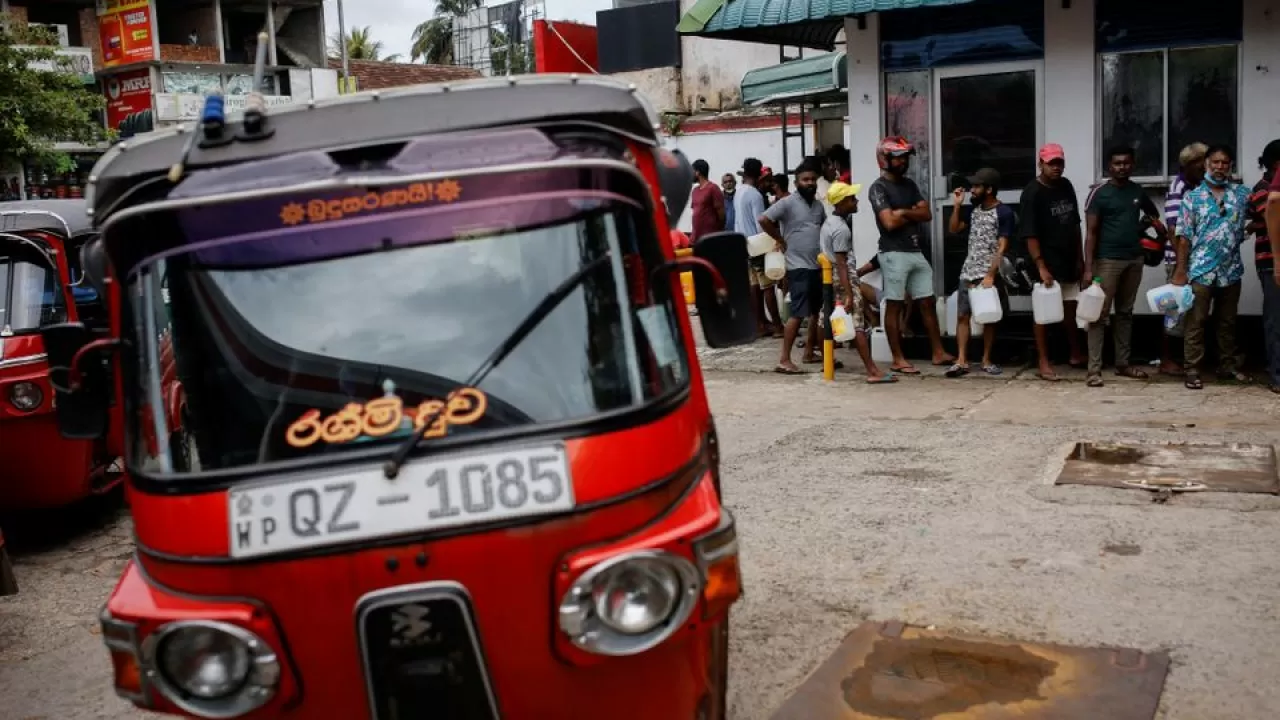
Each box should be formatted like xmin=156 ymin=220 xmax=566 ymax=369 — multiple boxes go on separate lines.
xmin=382 ymin=253 xmax=613 ymax=479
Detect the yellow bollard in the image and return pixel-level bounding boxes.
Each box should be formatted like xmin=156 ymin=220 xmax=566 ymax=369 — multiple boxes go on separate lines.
xmin=818 ymin=254 xmax=834 ymax=382
xmin=675 ymin=248 xmax=695 ymax=305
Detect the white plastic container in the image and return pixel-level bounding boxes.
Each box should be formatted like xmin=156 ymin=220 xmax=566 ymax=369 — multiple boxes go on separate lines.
xmin=778 ymin=290 xmax=791 ymax=323
xmin=935 ymin=297 xmax=947 ymax=335
xmin=763 ymin=251 xmax=786 ymax=281
xmin=1146 ymin=283 xmax=1193 ymax=315
xmin=829 ymin=306 xmax=856 ymax=343
xmin=968 ymin=286 xmax=1003 ymax=325
xmin=1076 ymin=280 xmax=1107 ymax=324
xmin=747 ymin=232 xmax=775 ymax=258
xmin=1032 ymin=282 xmax=1065 ymax=325
xmin=870 ymin=328 xmax=893 ymax=364
xmin=946 ymin=291 xmax=981 ymax=336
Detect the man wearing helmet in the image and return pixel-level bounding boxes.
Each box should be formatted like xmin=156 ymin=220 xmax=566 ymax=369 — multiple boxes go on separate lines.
xmin=868 ymin=136 xmax=955 ymax=374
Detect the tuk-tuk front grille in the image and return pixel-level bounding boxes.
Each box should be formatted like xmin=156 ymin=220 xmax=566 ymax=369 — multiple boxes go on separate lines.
xmin=356 ymin=582 xmax=500 ymax=720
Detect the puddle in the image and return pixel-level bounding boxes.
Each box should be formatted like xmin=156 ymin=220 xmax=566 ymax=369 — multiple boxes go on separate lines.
xmin=1056 ymin=441 xmax=1280 ymax=495
xmin=841 ymin=636 xmax=1055 ymax=717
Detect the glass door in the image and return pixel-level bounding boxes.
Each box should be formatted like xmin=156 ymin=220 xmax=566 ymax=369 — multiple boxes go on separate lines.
xmin=931 ymin=61 xmax=1043 ymax=304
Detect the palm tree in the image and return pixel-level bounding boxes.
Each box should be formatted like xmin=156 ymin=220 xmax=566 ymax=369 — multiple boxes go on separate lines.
xmin=409 ymin=0 xmax=482 ymax=65
xmin=329 ymin=26 xmax=401 ymax=62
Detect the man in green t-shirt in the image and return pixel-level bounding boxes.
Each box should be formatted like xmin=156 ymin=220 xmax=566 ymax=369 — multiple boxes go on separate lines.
xmin=1083 ymin=146 xmax=1167 ymax=387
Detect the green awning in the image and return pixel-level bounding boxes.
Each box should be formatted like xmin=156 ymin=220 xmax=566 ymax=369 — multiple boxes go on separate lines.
xmin=678 ymin=0 xmax=976 ymax=49
xmin=741 ymin=52 xmax=847 ymax=106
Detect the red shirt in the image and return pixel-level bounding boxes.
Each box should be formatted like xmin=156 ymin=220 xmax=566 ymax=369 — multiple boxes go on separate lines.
xmin=669 ymin=229 xmax=690 ymax=251
xmin=690 ymin=181 xmax=724 ymax=241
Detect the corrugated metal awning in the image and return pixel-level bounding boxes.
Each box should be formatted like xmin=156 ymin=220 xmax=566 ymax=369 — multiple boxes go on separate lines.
xmin=677 ymin=0 xmax=976 ymax=49
xmin=741 ymin=52 xmax=847 ymax=106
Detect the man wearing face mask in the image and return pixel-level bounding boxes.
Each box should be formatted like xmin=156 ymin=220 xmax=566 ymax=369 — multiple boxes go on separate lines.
xmin=1173 ymin=144 xmax=1251 ymax=390
xmin=868 ymin=136 xmax=953 ymax=375
xmin=760 ymin=160 xmax=828 ymax=374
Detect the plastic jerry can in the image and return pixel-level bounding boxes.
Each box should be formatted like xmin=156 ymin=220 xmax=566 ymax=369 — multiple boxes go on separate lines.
xmin=1032 ymin=282 xmax=1065 ymax=325
xmin=870 ymin=328 xmax=893 ymax=364
xmin=1076 ymin=279 xmax=1106 ymax=324
xmin=968 ymin=286 xmax=1003 ymax=325
xmin=830 ymin=306 xmax=856 ymax=343
xmin=777 ymin=289 xmax=792 ymax=323
xmin=1146 ymin=283 xmax=1193 ymax=315
xmin=935 ymin=297 xmax=947 ymax=334
xmin=764 ymin=251 xmax=786 ymax=281
xmin=747 ymin=232 xmax=775 ymax=257
xmin=947 ymin=291 xmax=983 ymax=335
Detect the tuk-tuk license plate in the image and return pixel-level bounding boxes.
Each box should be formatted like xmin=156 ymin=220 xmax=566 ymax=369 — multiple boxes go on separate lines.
xmin=227 ymin=445 xmax=574 ymax=559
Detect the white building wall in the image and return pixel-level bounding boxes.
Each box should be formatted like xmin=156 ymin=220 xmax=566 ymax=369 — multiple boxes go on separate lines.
xmin=1042 ymin=0 xmax=1096 ymax=183
xmin=843 ymin=15 xmax=883 ymax=268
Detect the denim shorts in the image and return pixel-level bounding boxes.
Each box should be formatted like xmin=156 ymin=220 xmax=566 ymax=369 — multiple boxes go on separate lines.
xmin=786 ymin=269 xmax=823 ymax=318
xmin=879 ymin=250 xmax=935 ymax=301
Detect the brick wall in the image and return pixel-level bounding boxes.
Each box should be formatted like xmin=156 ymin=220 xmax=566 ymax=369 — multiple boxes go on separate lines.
xmin=77 ymin=9 xmax=103 ymax=72
xmin=160 ymin=44 xmax=219 ymax=63
xmin=4 ymin=5 xmax=29 ymax=27
xmin=327 ymin=59 xmax=482 ymax=90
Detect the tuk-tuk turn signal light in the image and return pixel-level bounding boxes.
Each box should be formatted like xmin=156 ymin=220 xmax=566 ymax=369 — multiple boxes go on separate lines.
xmin=109 ymin=648 xmax=145 ymax=699
xmin=694 ymin=509 xmax=742 ymax=621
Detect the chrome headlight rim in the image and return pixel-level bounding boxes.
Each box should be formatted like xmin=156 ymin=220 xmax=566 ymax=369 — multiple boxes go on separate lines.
xmin=139 ymin=620 xmax=280 ymax=719
xmin=9 ymin=381 xmax=42 ymax=412
xmin=558 ymin=549 xmax=701 ymax=657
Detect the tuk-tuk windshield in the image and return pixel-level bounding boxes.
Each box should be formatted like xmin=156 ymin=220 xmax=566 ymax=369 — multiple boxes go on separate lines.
xmin=125 ymin=175 xmax=689 ymax=475
xmin=0 ymin=242 xmax=65 ymax=335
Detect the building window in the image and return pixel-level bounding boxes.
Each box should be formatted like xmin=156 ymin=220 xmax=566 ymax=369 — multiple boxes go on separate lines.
xmin=880 ymin=0 xmax=1043 ymax=71
xmin=1099 ymin=45 xmax=1238 ymax=180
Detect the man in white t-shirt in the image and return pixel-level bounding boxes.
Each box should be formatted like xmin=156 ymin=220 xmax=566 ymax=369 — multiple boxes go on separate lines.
xmin=821 ymin=181 xmax=894 ymax=383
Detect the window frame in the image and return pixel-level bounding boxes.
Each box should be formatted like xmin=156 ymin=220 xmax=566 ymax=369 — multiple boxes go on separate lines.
xmin=1095 ymin=42 xmax=1243 ymax=185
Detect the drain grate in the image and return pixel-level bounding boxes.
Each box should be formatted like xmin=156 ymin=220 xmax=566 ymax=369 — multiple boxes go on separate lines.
xmin=770 ymin=621 xmax=1169 ymax=720
xmin=1054 ymin=442 xmax=1279 ymax=495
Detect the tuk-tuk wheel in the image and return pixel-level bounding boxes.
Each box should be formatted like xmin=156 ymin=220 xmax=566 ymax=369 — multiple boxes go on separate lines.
xmin=0 ymin=548 xmax=17 ymax=596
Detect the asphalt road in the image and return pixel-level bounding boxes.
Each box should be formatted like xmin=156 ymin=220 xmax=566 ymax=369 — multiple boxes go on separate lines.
xmin=3 ymin=339 xmax=1280 ymax=719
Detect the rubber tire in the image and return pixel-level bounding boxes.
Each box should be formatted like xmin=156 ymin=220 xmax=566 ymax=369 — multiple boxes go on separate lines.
xmin=0 ymin=548 xmax=18 ymax=596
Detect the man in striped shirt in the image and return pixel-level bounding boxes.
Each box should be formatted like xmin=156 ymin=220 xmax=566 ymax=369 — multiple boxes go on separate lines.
xmin=1252 ymin=140 xmax=1280 ymax=392
xmin=1160 ymin=143 xmax=1207 ymax=375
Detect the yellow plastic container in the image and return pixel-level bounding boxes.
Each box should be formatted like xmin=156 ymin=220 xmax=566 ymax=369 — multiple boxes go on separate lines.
xmin=675 ymin=248 xmax=695 ymax=305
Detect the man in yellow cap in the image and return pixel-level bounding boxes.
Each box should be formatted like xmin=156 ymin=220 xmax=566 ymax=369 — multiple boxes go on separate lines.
xmin=822 ymin=181 xmax=895 ymax=383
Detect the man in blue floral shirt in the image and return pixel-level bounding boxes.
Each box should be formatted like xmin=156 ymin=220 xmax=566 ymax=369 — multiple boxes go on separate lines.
xmin=1173 ymin=145 xmax=1251 ymax=389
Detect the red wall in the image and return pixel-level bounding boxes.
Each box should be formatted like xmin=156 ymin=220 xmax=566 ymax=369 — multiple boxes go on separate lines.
xmin=533 ymin=20 xmax=598 ymax=74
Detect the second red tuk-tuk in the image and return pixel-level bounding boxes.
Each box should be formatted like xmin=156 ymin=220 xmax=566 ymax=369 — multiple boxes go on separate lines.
xmin=0 ymin=199 xmax=124 ymax=511
xmin=46 ymin=73 xmax=755 ymax=719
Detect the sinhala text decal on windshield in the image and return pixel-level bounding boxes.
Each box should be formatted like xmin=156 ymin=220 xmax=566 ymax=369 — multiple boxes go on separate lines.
xmin=278 ymin=179 xmax=464 ymax=227
xmin=286 ymin=385 xmax=487 ymax=448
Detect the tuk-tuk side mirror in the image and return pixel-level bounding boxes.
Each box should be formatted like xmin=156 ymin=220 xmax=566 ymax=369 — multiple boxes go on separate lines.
xmin=79 ymin=238 xmax=109 ymax=298
xmin=692 ymin=231 xmax=755 ymax=348
xmin=40 ymin=322 xmax=110 ymax=439
xmin=653 ymin=148 xmax=694 ymax=229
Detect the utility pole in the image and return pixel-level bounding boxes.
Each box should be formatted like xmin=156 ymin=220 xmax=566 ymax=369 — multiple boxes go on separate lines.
xmin=335 ymin=0 xmax=350 ymax=87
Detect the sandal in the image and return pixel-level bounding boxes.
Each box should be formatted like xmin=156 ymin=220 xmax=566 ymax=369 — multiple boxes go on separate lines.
xmin=891 ymin=365 xmax=921 ymax=375
xmin=1185 ymin=374 xmax=1204 ymax=390
xmin=1037 ymin=370 xmax=1061 ymax=382
xmin=1087 ymin=374 xmax=1104 ymax=388
xmin=1115 ymin=366 xmax=1150 ymax=380
xmin=774 ymin=365 xmax=805 ymax=375
xmin=981 ymin=365 xmax=1003 ymax=376
xmin=866 ymin=374 xmax=899 ymax=385
xmin=945 ymin=364 xmax=970 ymax=378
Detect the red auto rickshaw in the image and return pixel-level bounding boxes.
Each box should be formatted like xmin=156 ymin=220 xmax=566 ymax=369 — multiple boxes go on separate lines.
xmin=43 ymin=74 xmax=754 ymax=719
xmin=0 ymin=199 xmax=124 ymax=510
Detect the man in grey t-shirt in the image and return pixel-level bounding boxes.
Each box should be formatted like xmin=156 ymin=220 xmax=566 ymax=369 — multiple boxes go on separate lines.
xmin=760 ymin=159 xmax=826 ymax=374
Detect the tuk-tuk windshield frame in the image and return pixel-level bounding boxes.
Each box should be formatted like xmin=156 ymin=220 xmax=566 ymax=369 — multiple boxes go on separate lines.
xmin=113 ymin=162 xmax=691 ymax=482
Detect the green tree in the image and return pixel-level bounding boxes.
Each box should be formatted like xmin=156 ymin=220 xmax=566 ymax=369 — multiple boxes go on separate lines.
xmin=410 ymin=0 xmax=481 ymax=65
xmin=328 ymin=26 xmax=401 ymax=62
xmin=0 ymin=23 xmax=107 ymax=173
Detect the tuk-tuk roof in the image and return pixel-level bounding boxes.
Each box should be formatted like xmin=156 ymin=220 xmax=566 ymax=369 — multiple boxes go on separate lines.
xmin=0 ymin=199 xmax=94 ymax=237
xmin=88 ymin=74 xmax=662 ymax=225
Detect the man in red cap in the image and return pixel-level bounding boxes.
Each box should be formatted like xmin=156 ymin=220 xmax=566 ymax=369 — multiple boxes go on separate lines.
xmin=1018 ymin=143 xmax=1086 ymax=380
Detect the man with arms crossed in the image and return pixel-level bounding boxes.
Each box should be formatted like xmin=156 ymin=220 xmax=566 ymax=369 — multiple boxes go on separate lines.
xmin=868 ymin=136 xmax=953 ymax=374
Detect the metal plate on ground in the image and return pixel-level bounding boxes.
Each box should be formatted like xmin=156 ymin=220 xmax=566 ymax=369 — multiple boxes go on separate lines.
xmin=1054 ymin=442 xmax=1279 ymax=494
xmin=770 ymin=621 xmax=1169 ymax=720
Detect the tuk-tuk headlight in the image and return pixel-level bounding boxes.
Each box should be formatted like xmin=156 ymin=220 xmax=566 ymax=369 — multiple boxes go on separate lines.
xmin=558 ymin=550 xmax=699 ymax=656
xmin=9 ymin=382 xmax=42 ymax=411
xmin=141 ymin=620 xmax=279 ymax=717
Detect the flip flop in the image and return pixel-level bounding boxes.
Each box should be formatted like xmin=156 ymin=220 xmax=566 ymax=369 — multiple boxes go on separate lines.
xmin=891 ymin=365 xmax=921 ymax=375
xmin=1115 ymin=367 xmax=1150 ymax=380
xmin=774 ymin=366 xmax=805 ymax=375
xmin=1185 ymin=375 xmax=1204 ymax=390
xmin=1087 ymin=374 xmax=1104 ymax=388
xmin=866 ymin=374 xmax=899 ymax=384
xmin=1037 ymin=372 xmax=1061 ymax=382
xmin=945 ymin=364 xmax=970 ymax=378
xmin=981 ymin=365 xmax=1003 ymax=376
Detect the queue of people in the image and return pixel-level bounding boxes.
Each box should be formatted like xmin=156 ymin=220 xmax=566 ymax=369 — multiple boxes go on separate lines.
xmin=684 ymin=134 xmax=1280 ymax=392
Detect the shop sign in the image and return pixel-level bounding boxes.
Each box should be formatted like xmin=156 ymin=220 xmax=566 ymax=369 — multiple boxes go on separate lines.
xmin=105 ymin=69 xmax=154 ymax=134
xmin=97 ymin=0 xmax=155 ymax=68
xmin=21 ymin=46 xmax=95 ymax=83
xmin=153 ymin=93 xmax=295 ymax=123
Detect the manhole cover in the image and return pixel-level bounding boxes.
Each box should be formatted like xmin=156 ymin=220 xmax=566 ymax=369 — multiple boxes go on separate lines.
xmin=1054 ymin=442 xmax=1279 ymax=494
xmin=770 ymin=621 xmax=1169 ymax=720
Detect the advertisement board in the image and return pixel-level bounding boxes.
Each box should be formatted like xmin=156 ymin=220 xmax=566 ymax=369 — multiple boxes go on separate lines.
xmin=97 ymin=0 xmax=155 ymax=68
xmin=105 ymin=68 xmax=154 ymax=136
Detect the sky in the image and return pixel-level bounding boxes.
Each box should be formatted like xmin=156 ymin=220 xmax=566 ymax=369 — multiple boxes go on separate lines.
xmin=322 ymin=0 xmax=611 ymax=62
